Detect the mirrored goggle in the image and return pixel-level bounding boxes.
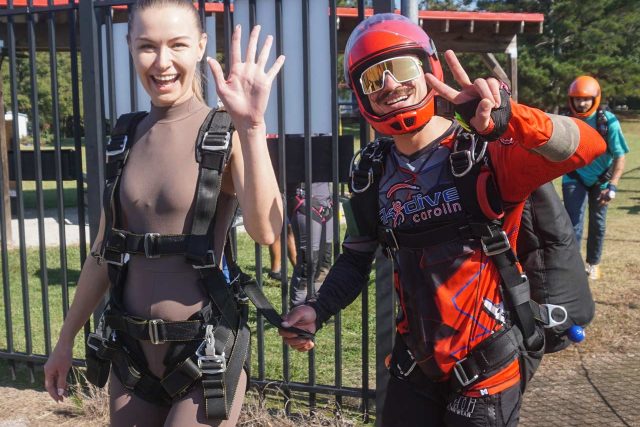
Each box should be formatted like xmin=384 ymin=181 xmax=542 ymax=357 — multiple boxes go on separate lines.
xmin=359 ymin=56 xmax=423 ymax=95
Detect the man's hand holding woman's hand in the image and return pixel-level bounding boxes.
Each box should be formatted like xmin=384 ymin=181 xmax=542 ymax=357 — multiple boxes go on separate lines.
xmin=279 ymin=305 xmax=317 ymax=352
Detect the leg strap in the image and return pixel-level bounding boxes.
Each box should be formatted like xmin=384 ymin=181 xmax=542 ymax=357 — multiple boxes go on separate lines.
xmin=449 ymin=326 xmax=522 ymax=392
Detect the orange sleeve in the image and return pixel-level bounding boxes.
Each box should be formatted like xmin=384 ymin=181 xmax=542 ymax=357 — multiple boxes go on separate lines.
xmin=489 ymin=101 xmax=606 ymax=203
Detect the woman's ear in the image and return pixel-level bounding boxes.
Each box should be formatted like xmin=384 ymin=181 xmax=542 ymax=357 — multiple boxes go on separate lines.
xmin=198 ymin=33 xmax=208 ymax=61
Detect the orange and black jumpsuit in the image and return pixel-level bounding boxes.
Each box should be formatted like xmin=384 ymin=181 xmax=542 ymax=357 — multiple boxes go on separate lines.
xmin=308 ymin=102 xmax=605 ymax=426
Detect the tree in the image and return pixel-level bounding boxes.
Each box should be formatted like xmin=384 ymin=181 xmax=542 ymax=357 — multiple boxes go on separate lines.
xmin=476 ymin=0 xmax=640 ymax=112
xmin=2 ymin=50 xmax=82 ymax=144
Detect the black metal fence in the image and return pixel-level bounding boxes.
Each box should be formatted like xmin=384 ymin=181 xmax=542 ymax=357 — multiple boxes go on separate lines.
xmin=0 ymin=0 xmax=397 ymax=422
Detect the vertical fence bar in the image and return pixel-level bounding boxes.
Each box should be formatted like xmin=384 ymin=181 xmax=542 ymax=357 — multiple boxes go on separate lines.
xmin=197 ymin=0 xmax=207 ymax=103
xmin=274 ymin=0 xmax=292 ymax=414
xmin=104 ymin=7 xmax=117 ymax=125
xmin=355 ymin=2 xmax=371 ymax=422
xmin=328 ymin=0 xmax=343 ymax=409
xmin=80 ymin=0 xmax=106 ymax=245
xmin=245 ymin=0 xmax=266 ymax=384
xmin=371 ymin=3 xmax=397 ymax=425
xmin=69 ymin=0 xmax=88 ymax=272
xmin=27 ymin=0 xmax=51 ymax=372
xmin=6 ymin=1 xmax=31 ymax=378
xmin=47 ymin=0 xmax=70 ymax=340
xmin=300 ymin=0 xmax=317 ymax=414
xmin=223 ymin=0 xmax=232 ymax=74
xmin=127 ymin=3 xmax=137 ymax=111
xmin=0 ymin=5 xmax=15 ymax=376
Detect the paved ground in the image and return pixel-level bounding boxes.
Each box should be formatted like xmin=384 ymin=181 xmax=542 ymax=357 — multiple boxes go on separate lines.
xmin=8 ymin=209 xmax=89 ymax=248
xmin=521 ymin=346 xmax=639 ymax=426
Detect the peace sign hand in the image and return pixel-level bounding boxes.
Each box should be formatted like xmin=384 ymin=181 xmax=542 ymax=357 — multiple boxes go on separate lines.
xmin=425 ymin=50 xmax=512 ymax=139
xmin=208 ymin=25 xmax=285 ymax=132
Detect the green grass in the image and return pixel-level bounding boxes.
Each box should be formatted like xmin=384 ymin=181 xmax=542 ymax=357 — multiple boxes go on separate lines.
xmin=0 ymin=120 xmax=637 ymax=422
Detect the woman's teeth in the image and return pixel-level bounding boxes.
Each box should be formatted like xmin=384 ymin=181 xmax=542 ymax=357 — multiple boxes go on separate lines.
xmin=153 ymin=74 xmax=179 ymax=84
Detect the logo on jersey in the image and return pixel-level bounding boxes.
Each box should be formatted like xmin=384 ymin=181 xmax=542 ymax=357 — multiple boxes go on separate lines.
xmin=380 ymin=186 xmax=462 ymax=227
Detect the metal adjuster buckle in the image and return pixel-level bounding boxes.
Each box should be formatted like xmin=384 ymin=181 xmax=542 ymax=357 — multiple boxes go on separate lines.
xmin=453 ymin=358 xmax=479 ymax=388
xmin=144 ymin=233 xmax=161 ymax=259
xmin=201 ymin=131 xmax=231 ymax=152
xmin=87 ymin=332 xmax=106 ymax=351
xmin=148 ymin=319 xmax=165 ymax=345
xmin=103 ymin=250 xmax=128 ymax=267
xmin=481 ymin=230 xmax=511 ymax=256
xmin=541 ymin=303 xmax=568 ymax=328
xmin=192 ymin=250 xmax=216 ymax=269
xmin=196 ymin=325 xmax=226 ymax=375
xmin=450 ymin=150 xmax=474 ymax=177
xmin=384 ymin=228 xmax=399 ymax=250
xmin=106 ymin=135 xmax=128 ymax=159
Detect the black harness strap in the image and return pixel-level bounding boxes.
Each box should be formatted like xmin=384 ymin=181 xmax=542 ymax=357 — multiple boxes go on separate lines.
xmin=187 ymin=109 xmax=233 ymax=266
xmin=98 ymin=111 xmax=148 ymax=266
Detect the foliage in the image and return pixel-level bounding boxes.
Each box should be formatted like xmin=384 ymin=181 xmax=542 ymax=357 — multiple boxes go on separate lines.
xmin=474 ymin=0 xmax=640 ymax=112
xmin=1 ymin=50 xmax=82 ymax=143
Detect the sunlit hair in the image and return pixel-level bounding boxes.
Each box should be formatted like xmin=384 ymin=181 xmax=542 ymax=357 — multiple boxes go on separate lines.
xmin=127 ymin=0 xmax=205 ymax=102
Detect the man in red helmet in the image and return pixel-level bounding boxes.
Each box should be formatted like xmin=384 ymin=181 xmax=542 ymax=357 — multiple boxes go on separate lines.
xmin=280 ymin=14 xmax=605 ymax=426
xmin=563 ymin=76 xmax=629 ymax=280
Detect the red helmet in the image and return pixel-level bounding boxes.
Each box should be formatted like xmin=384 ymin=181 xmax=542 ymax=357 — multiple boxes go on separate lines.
xmin=568 ymin=76 xmax=601 ymax=118
xmin=344 ymin=13 xmax=443 ymax=135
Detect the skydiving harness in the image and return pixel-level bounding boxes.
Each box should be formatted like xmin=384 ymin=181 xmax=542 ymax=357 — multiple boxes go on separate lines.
xmin=86 ymin=109 xmax=310 ymax=419
xmin=347 ymin=131 xmax=567 ymax=392
xmin=567 ymin=106 xmax=613 ymax=189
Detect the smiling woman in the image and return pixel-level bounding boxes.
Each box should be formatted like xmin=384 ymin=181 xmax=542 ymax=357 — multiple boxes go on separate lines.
xmin=127 ymin=0 xmax=207 ymax=106
xmin=43 ymin=1 xmax=285 ymax=426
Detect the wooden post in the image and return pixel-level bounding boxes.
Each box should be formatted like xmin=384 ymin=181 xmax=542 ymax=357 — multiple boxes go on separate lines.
xmin=480 ymin=52 xmax=511 ymax=89
xmin=507 ymin=35 xmax=518 ymax=102
xmin=0 ymin=66 xmax=13 ymax=246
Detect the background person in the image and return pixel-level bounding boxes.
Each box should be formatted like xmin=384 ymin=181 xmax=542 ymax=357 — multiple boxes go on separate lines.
xmin=43 ymin=1 xmax=284 ymax=425
xmin=562 ymin=76 xmax=629 ymax=280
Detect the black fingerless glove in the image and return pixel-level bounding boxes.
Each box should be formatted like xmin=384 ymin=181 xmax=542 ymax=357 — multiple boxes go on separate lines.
xmin=454 ymin=85 xmax=512 ymax=140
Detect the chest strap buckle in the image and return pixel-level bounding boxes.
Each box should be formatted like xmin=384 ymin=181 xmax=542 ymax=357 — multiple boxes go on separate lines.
xmin=149 ymin=319 xmax=165 ymax=345
xmin=143 ymin=233 xmax=161 ymax=259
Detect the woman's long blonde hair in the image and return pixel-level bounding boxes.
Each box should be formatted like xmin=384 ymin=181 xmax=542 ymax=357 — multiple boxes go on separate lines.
xmin=127 ymin=0 xmax=205 ymax=102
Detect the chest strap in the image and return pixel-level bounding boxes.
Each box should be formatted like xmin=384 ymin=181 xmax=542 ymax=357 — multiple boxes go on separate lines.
xmin=103 ymin=230 xmax=210 ymax=260
xmin=104 ymin=314 xmax=206 ymax=345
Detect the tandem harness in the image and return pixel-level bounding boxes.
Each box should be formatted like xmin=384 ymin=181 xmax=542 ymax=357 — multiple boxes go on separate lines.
xmin=86 ymin=109 xmax=310 ymax=419
xmin=347 ymin=132 xmax=567 ymax=392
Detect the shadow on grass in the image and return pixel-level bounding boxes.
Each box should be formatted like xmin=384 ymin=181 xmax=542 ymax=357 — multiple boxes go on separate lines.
xmin=34 ymin=268 xmax=81 ymax=286
xmin=0 ymin=359 xmax=44 ymax=391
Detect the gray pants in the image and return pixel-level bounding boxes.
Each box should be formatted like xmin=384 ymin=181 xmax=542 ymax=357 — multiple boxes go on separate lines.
xmin=288 ymin=185 xmax=333 ymax=308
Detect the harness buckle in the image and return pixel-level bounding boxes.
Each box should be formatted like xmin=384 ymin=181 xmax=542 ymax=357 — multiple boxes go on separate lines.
xmin=148 ymin=319 xmax=165 ymax=345
xmin=87 ymin=332 xmax=106 ymax=351
xmin=144 ymin=233 xmax=161 ymax=259
xmin=192 ymin=250 xmax=216 ymax=269
xmin=201 ymin=131 xmax=231 ymax=152
xmin=106 ymin=135 xmax=128 ymax=160
xmin=384 ymin=228 xmax=399 ymax=250
xmin=481 ymin=230 xmax=511 ymax=256
xmin=541 ymin=304 xmax=568 ymax=328
xmin=351 ymin=169 xmax=373 ymax=193
xmin=452 ymin=357 xmax=479 ymax=388
xmin=196 ymin=325 xmax=227 ymax=375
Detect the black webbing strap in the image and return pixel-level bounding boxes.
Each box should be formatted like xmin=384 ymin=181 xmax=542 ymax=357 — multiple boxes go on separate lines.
xmin=241 ymin=278 xmax=315 ymax=339
xmin=222 ymin=232 xmax=314 ymax=339
xmin=98 ymin=111 xmax=148 ymax=265
xmin=103 ymin=230 xmax=209 ymax=259
xmin=104 ymin=314 xmax=205 ymax=344
xmin=187 ymin=109 xmax=234 ymax=266
xmin=203 ymin=321 xmax=250 ymax=419
xmin=449 ymin=326 xmax=522 ymax=391
xmin=486 ymin=238 xmax=542 ymax=349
